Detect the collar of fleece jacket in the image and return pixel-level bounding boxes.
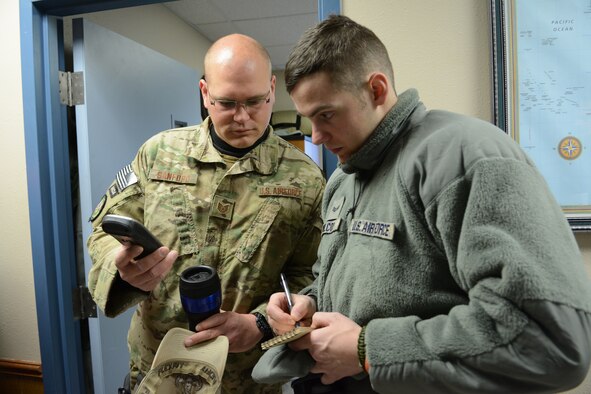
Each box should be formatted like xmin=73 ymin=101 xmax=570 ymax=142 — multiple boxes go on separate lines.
xmin=340 ymin=88 xmax=420 ymax=175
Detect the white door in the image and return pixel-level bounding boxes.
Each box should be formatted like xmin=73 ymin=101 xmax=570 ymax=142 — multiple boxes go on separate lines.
xmin=73 ymin=18 xmax=202 ymax=394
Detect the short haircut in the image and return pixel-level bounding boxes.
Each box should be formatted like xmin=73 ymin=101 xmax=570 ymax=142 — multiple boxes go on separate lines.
xmin=285 ymin=15 xmax=394 ymax=94
xmin=203 ymin=34 xmax=273 ymax=81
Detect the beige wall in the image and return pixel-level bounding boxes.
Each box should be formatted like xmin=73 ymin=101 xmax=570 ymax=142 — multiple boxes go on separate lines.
xmin=344 ymin=0 xmax=491 ymax=120
xmin=2 ymin=1 xmax=590 ymax=388
xmin=0 ymin=1 xmax=39 ymax=362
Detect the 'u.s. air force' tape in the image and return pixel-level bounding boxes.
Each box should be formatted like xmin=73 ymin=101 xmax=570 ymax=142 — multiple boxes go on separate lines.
xmin=349 ymin=219 xmax=395 ymax=240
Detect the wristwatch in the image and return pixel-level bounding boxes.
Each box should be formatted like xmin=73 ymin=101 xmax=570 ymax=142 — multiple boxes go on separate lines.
xmin=252 ymin=312 xmax=274 ymax=342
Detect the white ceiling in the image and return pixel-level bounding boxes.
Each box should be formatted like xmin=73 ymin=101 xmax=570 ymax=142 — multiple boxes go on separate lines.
xmin=163 ymin=0 xmax=319 ymax=70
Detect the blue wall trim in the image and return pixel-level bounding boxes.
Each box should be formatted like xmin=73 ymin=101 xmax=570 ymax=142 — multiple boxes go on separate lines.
xmin=20 ymin=1 xmax=84 ymax=392
xmin=20 ymin=2 xmax=64 ymax=391
xmin=318 ymin=0 xmax=341 ymax=20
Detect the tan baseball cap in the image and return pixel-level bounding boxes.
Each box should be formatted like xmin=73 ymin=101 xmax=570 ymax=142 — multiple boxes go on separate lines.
xmin=135 ymin=327 xmax=229 ymax=394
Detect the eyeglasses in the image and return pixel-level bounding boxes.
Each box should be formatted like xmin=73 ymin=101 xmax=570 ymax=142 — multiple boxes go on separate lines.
xmin=209 ymin=89 xmax=271 ymax=113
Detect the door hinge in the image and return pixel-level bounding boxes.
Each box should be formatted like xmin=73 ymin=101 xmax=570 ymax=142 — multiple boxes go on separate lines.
xmin=73 ymin=286 xmax=97 ymax=319
xmin=59 ymin=71 xmax=85 ymax=106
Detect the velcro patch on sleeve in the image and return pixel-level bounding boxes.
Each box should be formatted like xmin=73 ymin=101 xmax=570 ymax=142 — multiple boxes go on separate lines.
xmin=89 ymin=194 xmax=107 ymax=222
xmin=114 ymin=164 xmax=138 ymax=196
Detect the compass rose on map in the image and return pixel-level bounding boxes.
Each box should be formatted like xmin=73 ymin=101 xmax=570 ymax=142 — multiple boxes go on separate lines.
xmin=557 ymin=136 xmax=582 ymax=160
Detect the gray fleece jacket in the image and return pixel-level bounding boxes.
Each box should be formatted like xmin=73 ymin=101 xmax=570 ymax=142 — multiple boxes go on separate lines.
xmin=254 ymin=89 xmax=591 ymax=393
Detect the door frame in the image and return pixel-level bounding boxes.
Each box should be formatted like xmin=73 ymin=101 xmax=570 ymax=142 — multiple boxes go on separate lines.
xmin=19 ymin=0 xmax=340 ymax=392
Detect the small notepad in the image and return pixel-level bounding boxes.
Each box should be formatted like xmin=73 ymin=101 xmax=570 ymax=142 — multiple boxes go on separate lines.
xmin=260 ymin=327 xmax=314 ymax=350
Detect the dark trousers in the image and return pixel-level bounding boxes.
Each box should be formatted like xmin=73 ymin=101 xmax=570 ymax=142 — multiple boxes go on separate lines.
xmin=291 ymin=374 xmax=375 ymax=394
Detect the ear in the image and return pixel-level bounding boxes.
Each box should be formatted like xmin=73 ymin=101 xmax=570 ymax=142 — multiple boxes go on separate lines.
xmin=199 ymin=79 xmax=210 ymax=109
xmin=270 ymin=74 xmax=277 ymax=93
xmin=368 ymin=72 xmax=389 ymax=106
xmin=269 ymin=74 xmax=277 ymax=105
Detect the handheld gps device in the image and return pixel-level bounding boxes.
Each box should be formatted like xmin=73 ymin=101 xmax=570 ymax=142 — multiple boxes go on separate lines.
xmin=101 ymin=214 xmax=163 ymax=259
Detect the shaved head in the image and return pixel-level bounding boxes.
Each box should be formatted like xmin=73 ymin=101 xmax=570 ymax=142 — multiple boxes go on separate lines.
xmin=204 ymin=34 xmax=272 ymax=87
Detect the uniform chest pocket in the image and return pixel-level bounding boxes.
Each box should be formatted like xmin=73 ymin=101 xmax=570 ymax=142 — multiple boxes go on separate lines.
xmin=144 ymin=182 xmax=198 ymax=257
xmin=145 ymin=149 xmax=201 ymax=257
xmin=235 ymin=198 xmax=281 ymax=263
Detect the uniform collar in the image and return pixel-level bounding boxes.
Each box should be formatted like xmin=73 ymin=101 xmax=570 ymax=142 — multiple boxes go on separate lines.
xmin=187 ymin=117 xmax=280 ymax=176
xmin=340 ymin=88 xmax=420 ymax=174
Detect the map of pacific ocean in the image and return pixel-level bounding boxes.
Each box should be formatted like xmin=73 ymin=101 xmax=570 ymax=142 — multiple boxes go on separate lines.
xmin=513 ymin=0 xmax=591 ymax=208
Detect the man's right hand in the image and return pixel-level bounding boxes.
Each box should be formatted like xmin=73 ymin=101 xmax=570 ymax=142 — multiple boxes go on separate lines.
xmin=266 ymin=292 xmax=316 ymax=335
xmin=115 ymin=244 xmax=178 ymax=291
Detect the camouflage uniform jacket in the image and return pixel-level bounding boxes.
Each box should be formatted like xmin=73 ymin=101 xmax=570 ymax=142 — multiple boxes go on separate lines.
xmin=87 ymin=118 xmax=325 ymax=393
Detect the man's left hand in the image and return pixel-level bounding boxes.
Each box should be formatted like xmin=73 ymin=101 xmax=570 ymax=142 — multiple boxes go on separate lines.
xmin=183 ymin=311 xmax=262 ymax=353
xmin=290 ymin=312 xmax=364 ymax=384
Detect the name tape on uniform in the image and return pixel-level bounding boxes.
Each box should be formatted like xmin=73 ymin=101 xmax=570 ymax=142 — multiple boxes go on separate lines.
xmin=322 ymin=218 xmax=341 ymax=235
xmin=148 ymin=169 xmax=197 ymax=184
xmin=259 ymin=186 xmax=302 ymax=199
xmin=349 ymin=219 xmax=395 ymax=240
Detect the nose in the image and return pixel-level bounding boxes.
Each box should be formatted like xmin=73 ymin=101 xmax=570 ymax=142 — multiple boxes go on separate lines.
xmin=311 ymin=124 xmax=328 ymax=145
xmin=233 ymin=103 xmax=251 ymax=122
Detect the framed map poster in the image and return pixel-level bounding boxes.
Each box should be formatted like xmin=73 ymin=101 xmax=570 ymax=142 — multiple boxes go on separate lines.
xmin=491 ymin=0 xmax=591 ymax=231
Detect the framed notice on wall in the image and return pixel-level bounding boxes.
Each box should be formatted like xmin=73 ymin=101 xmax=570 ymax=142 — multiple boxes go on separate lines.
xmin=491 ymin=0 xmax=591 ymax=231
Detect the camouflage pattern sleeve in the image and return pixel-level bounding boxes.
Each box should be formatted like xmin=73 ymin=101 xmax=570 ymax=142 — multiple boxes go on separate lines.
xmin=86 ymin=151 xmax=150 ymax=317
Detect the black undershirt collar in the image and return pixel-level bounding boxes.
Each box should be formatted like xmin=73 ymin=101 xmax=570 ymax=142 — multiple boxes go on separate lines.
xmin=209 ymin=123 xmax=270 ymax=158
